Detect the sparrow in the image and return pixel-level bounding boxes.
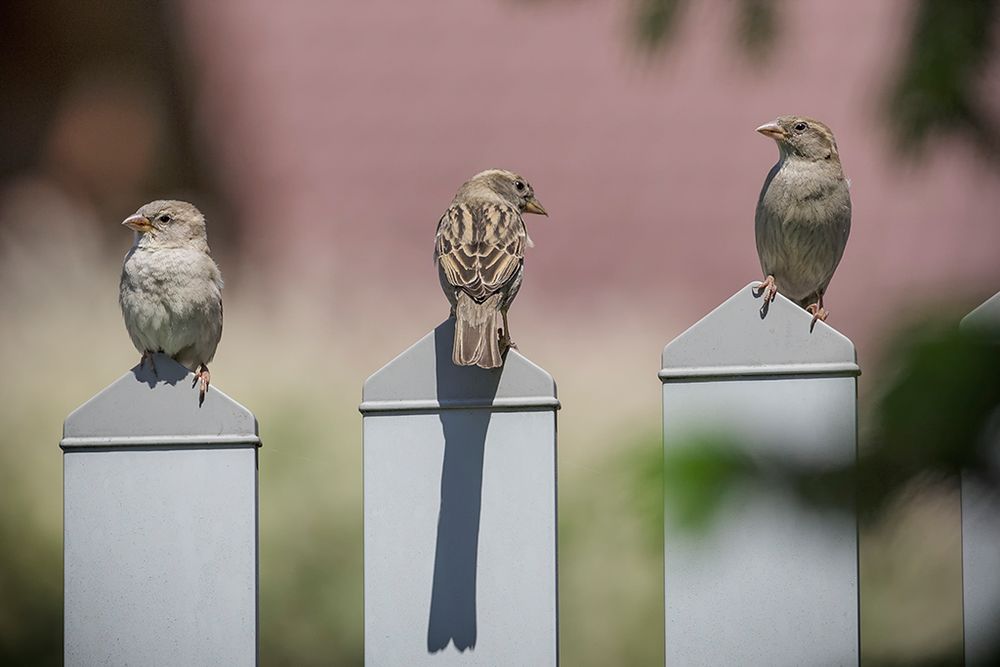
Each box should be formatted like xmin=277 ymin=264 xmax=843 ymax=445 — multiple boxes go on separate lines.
xmin=119 ymin=200 xmax=223 ymax=404
xmin=753 ymin=116 xmax=852 ymax=327
xmin=434 ymin=169 xmax=547 ymax=369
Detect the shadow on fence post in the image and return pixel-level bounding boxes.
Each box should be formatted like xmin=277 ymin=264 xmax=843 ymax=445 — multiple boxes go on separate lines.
xmin=60 ymin=354 xmax=260 ymax=666
xmin=659 ymin=283 xmax=860 ymax=665
xmin=361 ymin=318 xmax=559 ymax=666
xmin=960 ymin=292 xmax=1000 ymax=666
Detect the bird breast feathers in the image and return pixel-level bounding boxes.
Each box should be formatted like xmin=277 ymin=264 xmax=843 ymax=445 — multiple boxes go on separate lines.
xmin=123 ymin=246 xmax=223 ymax=297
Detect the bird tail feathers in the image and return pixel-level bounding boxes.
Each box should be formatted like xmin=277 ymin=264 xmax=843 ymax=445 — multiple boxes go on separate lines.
xmin=453 ymin=292 xmax=503 ymax=369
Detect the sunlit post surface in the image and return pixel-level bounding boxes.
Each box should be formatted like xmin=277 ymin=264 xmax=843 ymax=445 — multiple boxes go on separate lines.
xmin=361 ymin=319 xmax=559 ymax=666
xmin=660 ymin=283 xmax=860 ymax=666
xmin=960 ymin=292 xmax=1000 ymax=666
xmin=61 ymin=354 xmax=260 ymax=667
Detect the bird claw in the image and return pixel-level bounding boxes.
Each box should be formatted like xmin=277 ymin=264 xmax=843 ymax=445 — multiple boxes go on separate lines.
xmin=193 ymin=364 xmax=211 ymax=406
xmin=753 ymin=275 xmax=777 ymax=303
xmin=498 ymin=328 xmax=517 ymax=353
xmin=806 ymin=303 xmax=829 ymax=332
xmin=754 ymin=276 xmax=778 ymax=319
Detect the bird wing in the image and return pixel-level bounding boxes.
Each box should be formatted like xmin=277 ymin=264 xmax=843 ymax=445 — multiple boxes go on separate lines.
xmin=435 ymin=202 xmax=526 ymax=302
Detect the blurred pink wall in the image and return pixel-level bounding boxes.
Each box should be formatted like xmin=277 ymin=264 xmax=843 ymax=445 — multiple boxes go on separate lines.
xmin=178 ymin=0 xmax=1000 ymax=348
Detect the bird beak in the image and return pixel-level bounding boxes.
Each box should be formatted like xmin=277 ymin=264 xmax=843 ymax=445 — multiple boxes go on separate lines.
xmin=524 ymin=197 xmax=548 ymax=216
xmin=756 ymin=121 xmax=786 ymax=140
xmin=122 ymin=214 xmax=153 ymax=232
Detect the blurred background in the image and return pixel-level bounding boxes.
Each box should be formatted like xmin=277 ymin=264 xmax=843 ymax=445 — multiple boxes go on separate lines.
xmin=1 ymin=0 xmax=998 ymax=664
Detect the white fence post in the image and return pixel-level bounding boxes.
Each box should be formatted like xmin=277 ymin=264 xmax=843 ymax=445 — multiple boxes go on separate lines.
xmin=60 ymin=354 xmax=260 ymax=667
xmin=960 ymin=291 xmax=1000 ymax=665
xmin=360 ymin=318 xmax=560 ymax=666
xmin=659 ymin=283 xmax=860 ymax=666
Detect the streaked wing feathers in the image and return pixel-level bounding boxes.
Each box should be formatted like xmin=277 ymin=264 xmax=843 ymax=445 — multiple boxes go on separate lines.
xmin=435 ymin=202 xmax=525 ymax=302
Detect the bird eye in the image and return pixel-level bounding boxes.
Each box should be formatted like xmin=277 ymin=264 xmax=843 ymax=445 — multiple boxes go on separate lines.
xmin=158 ymin=214 xmax=171 ymax=223
xmin=793 ymin=122 xmax=808 ymax=132
xmin=514 ymin=181 xmax=525 ymax=192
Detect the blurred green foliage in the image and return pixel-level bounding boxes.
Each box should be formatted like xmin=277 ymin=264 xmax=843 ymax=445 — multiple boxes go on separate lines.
xmin=628 ymin=0 xmax=1000 ymax=162
xmin=0 ymin=509 xmax=61 ymax=666
xmin=860 ymin=318 xmax=1000 ymax=513
xmin=659 ymin=435 xmax=751 ymax=532
xmin=633 ymin=0 xmax=778 ymax=61
xmin=657 ymin=314 xmax=1000 ymax=530
xmin=558 ymin=428 xmax=665 ymax=665
xmin=886 ymin=0 xmax=1000 ymax=162
xmin=645 ymin=309 xmax=1000 ymax=664
xmin=633 ymin=0 xmax=688 ymax=52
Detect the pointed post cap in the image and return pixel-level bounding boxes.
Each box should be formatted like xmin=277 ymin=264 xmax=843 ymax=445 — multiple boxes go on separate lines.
xmin=361 ymin=319 xmax=559 ymax=414
xmin=660 ymin=283 xmax=859 ymax=382
xmin=61 ymin=354 xmax=259 ymax=449
xmin=961 ymin=292 xmax=1000 ymax=335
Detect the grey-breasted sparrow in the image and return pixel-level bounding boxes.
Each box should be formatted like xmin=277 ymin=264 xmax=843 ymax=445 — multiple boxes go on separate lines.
xmin=754 ymin=116 xmax=851 ymax=328
xmin=119 ymin=200 xmax=223 ymax=403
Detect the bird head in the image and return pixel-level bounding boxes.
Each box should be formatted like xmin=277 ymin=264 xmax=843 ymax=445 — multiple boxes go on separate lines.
xmin=122 ymin=200 xmax=209 ymax=249
xmin=756 ymin=116 xmax=840 ymax=162
xmin=464 ymin=169 xmax=547 ymax=216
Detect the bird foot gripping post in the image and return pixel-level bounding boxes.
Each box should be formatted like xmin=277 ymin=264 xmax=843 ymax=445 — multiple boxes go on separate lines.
xmin=660 ymin=283 xmax=860 ymax=665
xmin=61 ymin=354 xmax=260 ymax=666
xmin=360 ymin=319 xmax=559 ymax=666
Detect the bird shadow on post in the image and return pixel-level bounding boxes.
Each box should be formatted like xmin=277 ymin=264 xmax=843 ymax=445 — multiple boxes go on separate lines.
xmin=426 ymin=319 xmax=501 ymax=654
xmin=130 ymin=353 xmax=189 ymax=388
